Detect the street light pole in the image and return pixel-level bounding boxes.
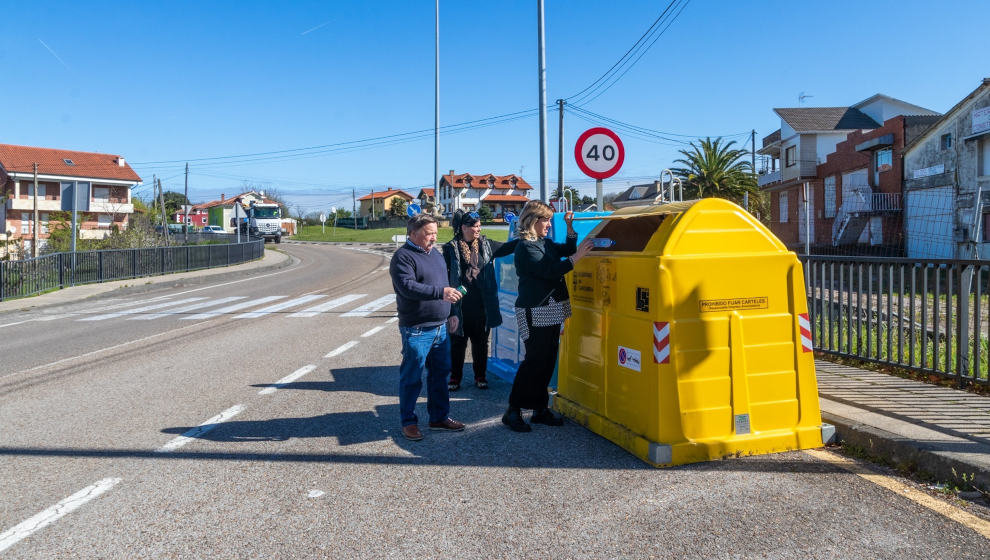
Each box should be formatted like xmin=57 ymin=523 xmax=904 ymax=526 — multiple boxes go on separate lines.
xmin=537 ymin=0 xmax=549 ymax=202
xmin=435 ymin=0 xmax=440 ymax=203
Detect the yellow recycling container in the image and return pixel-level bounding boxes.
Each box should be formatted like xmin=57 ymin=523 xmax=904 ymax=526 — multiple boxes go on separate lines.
xmin=555 ymin=198 xmax=831 ymax=467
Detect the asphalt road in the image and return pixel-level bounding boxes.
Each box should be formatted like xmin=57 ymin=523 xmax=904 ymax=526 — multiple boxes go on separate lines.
xmin=1 ymin=243 xmax=987 ymax=558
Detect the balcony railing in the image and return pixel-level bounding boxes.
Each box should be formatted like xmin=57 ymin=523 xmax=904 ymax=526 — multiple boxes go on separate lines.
xmin=757 ymin=170 xmax=781 ymax=186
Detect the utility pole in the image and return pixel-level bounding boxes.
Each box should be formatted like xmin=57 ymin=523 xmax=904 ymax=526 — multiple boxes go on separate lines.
xmin=352 ymin=188 xmax=357 ymax=229
xmin=32 ymin=163 xmax=39 ymax=258
xmin=747 ymin=129 xmax=755 ymax=212
xmin=537 ymin=0 xmax=549 ymax=202
xmin=557 ymin=99 xmax=564 ymax=205
xmin=183 ymin=162 xmax=189 ymax=244
xmin=434 ymin=0 xmax=440 ymax=212
xmin=158 ymin=178 xmax=169 ymax=246
xmin=804 ymin=181 xmax=810 ymax=255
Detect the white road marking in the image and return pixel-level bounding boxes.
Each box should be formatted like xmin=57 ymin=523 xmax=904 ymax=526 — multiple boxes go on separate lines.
xmin=0 ymin=319 xmax=33 ymax=329
xmin=156 ymin=404 xmax=245 ymax=453
xmin=259 ymin=364 xmax=317 ymax=395
xmin=78 ymin=297 xmax=208 ymax=322
xmin=234 ymin=295 xmax=327 ymax=319
xmin=325 ymin=340 xmax=359 ymax=358
xmin=341 ymin=294 xmax=396 ymax=317
xmin=386 ymin=317 xmax=398 ymax=324
xmin=361 ymin=326 xmax=385 ymax=337
xmin=0 ymin=477 xmax=121 ymax=553
xmin=129 ymin=297 xmax=246 ymax=320
xmin=181 ymin=295 xmax=285 ymax=320
xmin=307 ymin=490 xmax=325 ymax=498
xmin=288 ymin=294 xmax=366 ymax=318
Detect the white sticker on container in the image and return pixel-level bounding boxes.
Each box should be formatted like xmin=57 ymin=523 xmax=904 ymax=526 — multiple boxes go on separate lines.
xmin=617 ymin=346 xmax=641 ymax=372
xmin=734 ymin=413 xmax=751 ymax=435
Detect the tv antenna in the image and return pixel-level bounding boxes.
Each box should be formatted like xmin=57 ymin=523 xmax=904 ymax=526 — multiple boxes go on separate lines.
xmin=798 ymin=91 xmax=814 ymax=104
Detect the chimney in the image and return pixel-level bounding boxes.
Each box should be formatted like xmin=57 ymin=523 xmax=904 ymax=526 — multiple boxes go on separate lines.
xmin=221 ymin=193 xmax=225 ymax=202
xmin=114 ymin=156 xmax=126 ymax=167
xmin=449 ymin=169 xmax=454 ymax=177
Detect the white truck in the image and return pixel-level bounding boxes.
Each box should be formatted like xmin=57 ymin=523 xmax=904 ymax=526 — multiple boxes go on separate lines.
xmin=239 ymin=201 xmax=283 ymax=243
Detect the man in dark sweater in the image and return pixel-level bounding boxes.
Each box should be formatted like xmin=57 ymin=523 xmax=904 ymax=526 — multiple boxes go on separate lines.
xmin=389 ymin=214 xmax=466 ymax=441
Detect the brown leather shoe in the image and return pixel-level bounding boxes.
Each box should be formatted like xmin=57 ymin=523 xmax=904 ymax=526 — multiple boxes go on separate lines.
xmin=428 ymin=418 xmax=465 ymax=431
xmin=401 ymin=425 xmax=424 ymax=441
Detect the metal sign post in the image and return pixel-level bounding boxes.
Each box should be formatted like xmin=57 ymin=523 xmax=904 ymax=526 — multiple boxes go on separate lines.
xmin=320 ymin=213 xmax=326 ymax=235
xmin=233 ymin=203 xmax=246 ymax=244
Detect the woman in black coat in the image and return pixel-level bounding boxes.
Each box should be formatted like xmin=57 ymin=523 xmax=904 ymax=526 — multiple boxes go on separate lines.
xmin=502 ymin=201 xmax=592 ymax=432
xmin=442 ymin=211 xmax=517 ymax=391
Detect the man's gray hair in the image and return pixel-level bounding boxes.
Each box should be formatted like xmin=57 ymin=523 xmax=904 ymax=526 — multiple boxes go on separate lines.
xmin=407 ymin=213 xmax=438 ymax=234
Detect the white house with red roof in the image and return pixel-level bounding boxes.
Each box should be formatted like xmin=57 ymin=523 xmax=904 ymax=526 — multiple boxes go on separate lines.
xmin=0 ymin=143 xmax=141 ymax=256
xmin=438 ymin=171 xmax=531 ymax=217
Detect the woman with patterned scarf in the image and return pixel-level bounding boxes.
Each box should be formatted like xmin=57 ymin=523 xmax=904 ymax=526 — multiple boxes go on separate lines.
xmin=442 ymin=210 xmax=518 ymax=391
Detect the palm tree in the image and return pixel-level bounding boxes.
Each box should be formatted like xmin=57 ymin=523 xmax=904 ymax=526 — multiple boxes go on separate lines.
xmin=671 ymin=137 xmax=759 ymax=204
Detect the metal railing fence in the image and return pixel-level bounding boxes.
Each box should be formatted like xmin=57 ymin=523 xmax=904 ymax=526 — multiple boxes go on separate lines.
xmin=0 ymin=236 xmax=264 ymax=302
xmin=803 ymin=255 xmax=990 ymax=387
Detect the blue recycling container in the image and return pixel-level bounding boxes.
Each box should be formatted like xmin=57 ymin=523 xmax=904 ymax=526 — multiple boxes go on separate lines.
xmin=489 ymin=211 xmax=611 ymax=384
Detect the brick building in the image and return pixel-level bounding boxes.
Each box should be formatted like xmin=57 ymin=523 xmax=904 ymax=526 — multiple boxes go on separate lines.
xmin=758 ymin=95 xmax=939 ymax=252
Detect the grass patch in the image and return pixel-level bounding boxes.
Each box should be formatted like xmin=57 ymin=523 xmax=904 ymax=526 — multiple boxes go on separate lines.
xmin=293 ymin=225 xmax=509 ymax=243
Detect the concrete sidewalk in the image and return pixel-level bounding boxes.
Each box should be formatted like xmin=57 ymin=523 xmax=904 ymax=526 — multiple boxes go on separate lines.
xmin=817 ymin=359 xmax=990 ymax=492
xmin=0 ymin=248 xmax=293 ymax=314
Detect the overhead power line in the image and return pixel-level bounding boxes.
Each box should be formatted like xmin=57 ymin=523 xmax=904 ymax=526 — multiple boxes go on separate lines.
xmin=566 ymin=105 xmax=749 ymax=145
xmin=566 ymin=0 xmax=691 ymax=107
xmin=131 ymin=108 xmax=539 ymax=169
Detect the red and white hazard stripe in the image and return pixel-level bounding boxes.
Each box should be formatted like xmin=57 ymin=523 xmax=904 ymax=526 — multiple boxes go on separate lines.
xmin=798 ymin=313 xmax=813 ymax=353
xmin=653 ymin=321 xmax=670 ymax=364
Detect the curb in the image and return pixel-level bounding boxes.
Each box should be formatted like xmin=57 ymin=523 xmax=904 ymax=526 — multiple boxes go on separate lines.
xmin=823 ymin=410 xmax=990 ymax=492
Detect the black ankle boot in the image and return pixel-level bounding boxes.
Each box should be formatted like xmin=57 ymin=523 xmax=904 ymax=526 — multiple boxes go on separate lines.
xmin=502 ymin=406 xmax=532 ymax=432
xmin=530 ymin=408 xmax=564 ymax=426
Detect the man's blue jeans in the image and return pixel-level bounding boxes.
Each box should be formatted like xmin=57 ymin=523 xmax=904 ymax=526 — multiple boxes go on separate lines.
xmin=398 ymin=324 xmax=452 ymax=427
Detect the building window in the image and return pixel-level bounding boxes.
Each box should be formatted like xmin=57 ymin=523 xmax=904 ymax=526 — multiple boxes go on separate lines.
xmin=40 ymin=213 xmax=49 ymax=234
xmin=941 ymin=133 xmax=952 ymax=150
xmin=824 ymin=176 xmax=836 ymax=218
xmin=21 ymin=215 xmax=31 ymax=234
xmin=63 ymin=158 xmax=75 ymax=165
xmin=27 ymin=184 xmax=46 ymax=198
xmin=93 ymin=187 xmax=110 ymax=202
xmin=875 ymin=148 xmax=893 ymax=174
xmin=98 ymin=214 xmax=112 ymax=228
xmin=779 ymin=192 xmax=789 ymax=223
xmin=785 ymin=146 xmax=796 ymax=168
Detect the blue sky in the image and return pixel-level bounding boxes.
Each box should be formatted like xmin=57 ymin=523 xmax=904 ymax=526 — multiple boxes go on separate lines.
xmin=2 ymin=1 xmax=988 ymax=215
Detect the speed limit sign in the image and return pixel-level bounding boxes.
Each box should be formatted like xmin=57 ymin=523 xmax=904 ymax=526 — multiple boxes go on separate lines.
xmin=574 ymin=127 xmax=624 ymax=180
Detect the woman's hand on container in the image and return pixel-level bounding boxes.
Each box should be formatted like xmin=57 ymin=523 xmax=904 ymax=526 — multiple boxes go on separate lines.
xmin=564 ymin=211 xmax=577 ymax=235
xmin=571 ymin=238 xmax=594 ymax=263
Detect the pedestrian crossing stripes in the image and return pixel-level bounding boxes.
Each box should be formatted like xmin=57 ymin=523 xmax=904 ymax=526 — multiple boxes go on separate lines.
xmin=76 ymin=292 xmax=399 ymax=322
xmin=79 ymin=297 xmax=209 ymax=322
xmin=288 ymin=294 xmax=366 ymax=318
xmin=340 ymin=294 xmax=396 ymax=317
xmin=130 ymin=296 xmax=246 ymax=321
xmin=233 ymin=294 xmax=327 ymax=319
xmin=181 ymin=295 xmax=286 ymax=320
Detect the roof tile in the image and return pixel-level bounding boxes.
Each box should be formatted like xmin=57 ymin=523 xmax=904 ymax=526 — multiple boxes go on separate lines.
xmin=0 ymin=143 xmax=141 ymax=182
